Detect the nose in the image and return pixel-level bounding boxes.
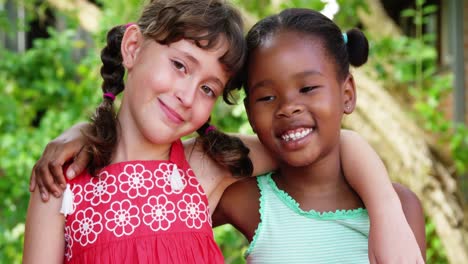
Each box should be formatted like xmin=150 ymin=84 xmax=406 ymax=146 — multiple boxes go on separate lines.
xmin=276 ymin=98 xmax=305 ymax=118
xmin=174 ymin=83 xmax=197 ymax=108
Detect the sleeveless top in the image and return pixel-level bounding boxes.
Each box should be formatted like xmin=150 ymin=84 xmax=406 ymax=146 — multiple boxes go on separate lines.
xmin=245 ymin=173 xmax=370 ymax=264
xmin=63 ymin=140 xmax=224 ymax=264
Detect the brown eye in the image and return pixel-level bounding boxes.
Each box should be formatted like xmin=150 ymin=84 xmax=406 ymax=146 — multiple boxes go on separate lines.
xmin=171 ymin=60 xmax=186 ymax=73
xmin=300 ymin=86 xmax=318 ymax=93
xmin=201 ymin=85 xmax=215 ymax=97
xmin=256 ymin=96 xmax=275 ymax=102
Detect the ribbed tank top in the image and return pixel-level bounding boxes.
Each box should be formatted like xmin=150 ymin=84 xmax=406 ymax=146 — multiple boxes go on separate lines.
xmin=245 ymin=173 xmax=370 ymax=264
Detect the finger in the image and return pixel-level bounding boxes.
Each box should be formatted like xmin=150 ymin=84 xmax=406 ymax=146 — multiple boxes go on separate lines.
xmin=29 ymin=165 xmax=37 ymax=192
xmin=37 ymin=181 xmax=49 ymax=202
xmin=40 ymin=164 xmax=62 ymax=198
xmin=49 ymin=159 xmax=67 ymax=190
xmin=66 ymin=146 xmax=90 ymax=180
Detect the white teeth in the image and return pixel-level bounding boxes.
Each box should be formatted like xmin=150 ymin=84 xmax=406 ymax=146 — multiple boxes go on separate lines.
xmin=281 ymin=128 xmax=313 ymax=142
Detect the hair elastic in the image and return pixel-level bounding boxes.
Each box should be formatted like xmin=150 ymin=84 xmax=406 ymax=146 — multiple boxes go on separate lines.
xmin=205 ymin=125 xmax=217 ymax=135
xmin=103 ymin=92 xmax=116 ymax=101
xmin=342 ymin=33 xmax=348 ymax=44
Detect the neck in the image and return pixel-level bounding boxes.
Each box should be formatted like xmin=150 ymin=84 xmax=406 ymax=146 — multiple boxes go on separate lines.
xmin=112 ymin=106 xmax=172 ymax=163
xmin=279 ymin=146 xmax=346 ymax=189
xmin=275 ymin=145 xmax=363 ymax=211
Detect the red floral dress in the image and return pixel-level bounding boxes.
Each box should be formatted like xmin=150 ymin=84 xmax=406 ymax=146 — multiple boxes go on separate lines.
xmin=63 ymin=140 xmax=224 ymax=263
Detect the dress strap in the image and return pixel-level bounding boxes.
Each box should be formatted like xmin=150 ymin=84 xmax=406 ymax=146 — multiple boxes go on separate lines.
xmin=169 ymin=139 xmax=188 ymax=169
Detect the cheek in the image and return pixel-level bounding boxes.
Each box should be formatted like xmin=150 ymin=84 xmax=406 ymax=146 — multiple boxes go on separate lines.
xmin=192 ymin=100 xmax=216 ymax=126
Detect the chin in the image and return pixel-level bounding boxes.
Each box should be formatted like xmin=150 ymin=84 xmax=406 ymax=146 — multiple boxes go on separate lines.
xmin=280 ymin=156 xmax=314 ymax=168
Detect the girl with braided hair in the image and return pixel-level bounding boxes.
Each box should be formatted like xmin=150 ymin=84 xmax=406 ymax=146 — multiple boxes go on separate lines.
xmin=24 ymin=0 xmax=251 ymax=263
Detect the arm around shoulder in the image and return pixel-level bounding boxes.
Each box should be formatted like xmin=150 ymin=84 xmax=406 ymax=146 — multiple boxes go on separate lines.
xmin=339 ymin=129 xmax=398 ymax=211
xmin=339 ymin=130 xmax=425 ymax=263
xmin=23 ymin=190 xmax=65 ymax=264
xmin=234 ymin=134 xmax=277 ymax=176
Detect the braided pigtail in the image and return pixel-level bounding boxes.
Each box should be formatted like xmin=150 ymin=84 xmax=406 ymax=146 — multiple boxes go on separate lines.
xmin=196 ymin=121 xmax=253 ymax=178
xmin=83 ymin=25 xmax=127 ymax=176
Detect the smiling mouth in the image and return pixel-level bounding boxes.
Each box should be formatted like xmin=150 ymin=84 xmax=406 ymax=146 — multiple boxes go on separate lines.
xmin=158 ymin=99 xmax=184 ymax=124
xmin=280 ymin=127 xmax=314 ymax=142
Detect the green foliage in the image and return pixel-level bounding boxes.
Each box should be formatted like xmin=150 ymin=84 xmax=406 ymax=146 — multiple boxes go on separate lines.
xmin=425 ymin=216 xmax=448 ymax=263
xmin=369 ymin=0 xmax=468 ymax=175
xmin=369 ymin=1 xmax=466 ymax=262
xmin=279 ymin=0 xmax=325 ymax=11
xmin=214 ymin=225 xmax=248 ymax=264
xmin=334 ymin=0 xmax=368 ymax=28
xmin=0 ymin=26 xmax=101 ymax=263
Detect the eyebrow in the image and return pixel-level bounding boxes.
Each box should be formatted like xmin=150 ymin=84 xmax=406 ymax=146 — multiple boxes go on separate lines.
xmin=293 ymin=70 xmax=323 ymax=79
xmin=180 ymin=50 xmax=200 ymax=67
xmin=179 ymin=50 xmax=225 ymax=90
xmin=250 ymin=80 xmax=273 ymax=91
xmin=250 ymin=70 xmax=323 ymax=91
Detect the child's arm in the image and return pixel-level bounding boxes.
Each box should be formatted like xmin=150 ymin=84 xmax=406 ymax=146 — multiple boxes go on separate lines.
xmin=340 ymin=130 xmax=425 ymax=263
xmin=30 ymin=125 xmax=276 ymax=202
xmin=30 ymin=122 xmax=90 ymax=201
xmin=23 ymin=190 xmax=65 ymax=263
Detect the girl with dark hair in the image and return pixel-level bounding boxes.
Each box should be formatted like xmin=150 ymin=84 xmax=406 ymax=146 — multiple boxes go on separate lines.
xmin=213 ymin=8 xmax=426 ymax=263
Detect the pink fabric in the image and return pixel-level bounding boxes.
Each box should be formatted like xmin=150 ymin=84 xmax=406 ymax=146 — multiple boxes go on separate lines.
xmin=64 ymin=140 xmax=223 ymax=264
xmin=103 ymin=92 xmax=115 ymax=101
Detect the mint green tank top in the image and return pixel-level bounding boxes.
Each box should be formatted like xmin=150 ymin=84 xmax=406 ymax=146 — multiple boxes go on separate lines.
xmin=245 ymin=173 xmax=370 ymax=264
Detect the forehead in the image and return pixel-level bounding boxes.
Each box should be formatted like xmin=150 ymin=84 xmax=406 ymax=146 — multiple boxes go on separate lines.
xmin=247 ymin=31 xmax=336 ymax=85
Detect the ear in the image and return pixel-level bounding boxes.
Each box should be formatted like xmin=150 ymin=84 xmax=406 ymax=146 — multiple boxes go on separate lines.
xmin=121 ymin=25 xmax=143 ymax=70
xmin=342 ymin=74 xmax=356 ymax=115
xmin=243 ymin=97 xmax=256 ymax=133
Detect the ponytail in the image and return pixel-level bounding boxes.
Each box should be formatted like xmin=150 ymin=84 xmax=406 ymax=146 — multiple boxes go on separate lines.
xmin=344 ymin=28 xmax=369 ymax=67
xmin=196 ymin=121 xmax=253 ymax=178
xmin=83 ymin=25 xmax=127 ymax=176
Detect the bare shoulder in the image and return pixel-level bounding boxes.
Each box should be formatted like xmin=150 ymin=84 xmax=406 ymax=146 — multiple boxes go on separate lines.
xmin=213 ymin=177 xmax=261 ymax=240
xmin=182 ymin=137 xmax=230 ymax=182
xmin=182 ymin=137 xmax=227 ymax=177
xmin=215 ymin=177 xmax=260 ymax=220
xmin=225 ymin=176 xmax=260 ymax=202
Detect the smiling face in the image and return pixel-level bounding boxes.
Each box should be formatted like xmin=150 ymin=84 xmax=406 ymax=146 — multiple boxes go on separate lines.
xmin=245 ymin=30 xmax=355 ymax=167
xmin=120 ymin=26 xmax=230 ymax=145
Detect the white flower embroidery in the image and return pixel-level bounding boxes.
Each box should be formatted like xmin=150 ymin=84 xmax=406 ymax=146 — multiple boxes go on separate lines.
xmin=142 ymin=195 xmax=176 ymax=231
xmin=177 ymin=193 xmax=207 ymax=229
xmin=84 ymin=171 xmax=117 ymax=206
xmin=71 ymin=184 xmax=83 ymax=212
xmin=71 ymin=208 xmax=103 ymax=246
xmin=119 ymin=164 xmax=154 ymax=198
xmin=186 ymin=168 xmax=205 ymax=195
xmin=64 ymin=226 xmax=73 ymax=261
xmin=104 ymin=199 xmax=140 ymax=237
xmin=154 ymin=163 xmax=186 ymax=194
